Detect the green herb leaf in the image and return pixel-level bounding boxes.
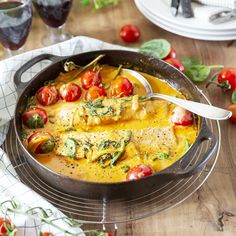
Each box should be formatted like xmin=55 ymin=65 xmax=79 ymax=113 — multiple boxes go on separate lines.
xmin=121 ymin=165 xmax=130 ymax=173
xmin=26 ymin=96 xmax=37 ymax=109
xmin=20 ymin=128 xmax=28 ymax=140
xmin=81 ymin=0 xmax=119 ymax=9
xmin=184 ymin=65 xmax=211 ymax=82
xmin=153 ymin=152 xmax=170 ymax=161
xmin=139 ymin=39 xmax=171 ymax=59
xmin=64 ymin=138 xmax=78 ymax=159
xmin=181 ymin=58 xmax=202 ymax=67
xmin=232 ymin=90 xmax=236 ymax=104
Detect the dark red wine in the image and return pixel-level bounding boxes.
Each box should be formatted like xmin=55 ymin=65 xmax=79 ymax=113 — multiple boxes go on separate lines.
xmin=33 ymin=0 xmax=73 ymax=28
xmin=0 ymin=1 xmax=32 ymax=50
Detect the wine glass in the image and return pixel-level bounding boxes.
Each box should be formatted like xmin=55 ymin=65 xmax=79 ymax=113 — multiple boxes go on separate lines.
xmin=0 ymin=0 xmax=32 ymax=58
xmin=33 ymin=0 xmax=73 ymax=46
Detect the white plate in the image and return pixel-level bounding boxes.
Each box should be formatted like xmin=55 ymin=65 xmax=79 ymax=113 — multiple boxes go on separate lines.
xmin=136 ymin=0 xmax=236 ymax=36
xmin=135 ymin=0 xmax=236 ymax=41
xmin=135 ymin=0 xmax=236 ymax=32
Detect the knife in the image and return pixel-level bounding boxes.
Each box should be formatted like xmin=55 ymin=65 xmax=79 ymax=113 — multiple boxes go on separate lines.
xmin=181 ymin=0 xmax=194 ymax=18
xmin=171 ymin=0 xmax=180 ymax=16
xmin=209 ymin=10 xmax=236 ymax=24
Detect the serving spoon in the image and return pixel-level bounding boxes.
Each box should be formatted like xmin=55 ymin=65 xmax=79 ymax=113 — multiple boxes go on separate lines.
xmin=123 ymin=68 xmax=232 ymax=120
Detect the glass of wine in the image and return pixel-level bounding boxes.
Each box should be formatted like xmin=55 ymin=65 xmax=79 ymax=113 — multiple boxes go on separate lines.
xmin=0 ymin=0 xmax=32 ymax=58
xmin=33 ymin=0 xmax=73 ymax=46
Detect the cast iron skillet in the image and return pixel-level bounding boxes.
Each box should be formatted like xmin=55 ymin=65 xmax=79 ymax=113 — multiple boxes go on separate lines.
xmin=13 ymin=50 xmax=218 ymax=200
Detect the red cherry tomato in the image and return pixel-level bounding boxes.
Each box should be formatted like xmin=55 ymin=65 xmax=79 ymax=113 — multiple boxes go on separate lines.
xmin=164 ymin=58 xmax=184 ymax=72
xmin=112 ymin=76 xmax=134 ymax=97
xmin=170 ymin=106 xmax=193 ymax=126
xmin=0 ymin=217 xmax=16 ymax=236
xmin=85 ymin=86 xmax=107 ymax=100
xmin=59 ymin=83 xmax=81 ymax=102
xmin=164 ymin=47 xmax=177 ymax=60
xmin=226 ymin=104 xmax=236 ymax=123
xmin=120 ymin=24 xmax=141 ymax=43
xmin=81 ymin=70 xmax=102 ymax=90
xmin=217 ymin=67 xmax=236 ymax=91
xmin=22 ymin=107 xmax=47 ymax=129
xmin=28 ymin=132 xmax=55 ymax=154
xmin=36 ymin=85 xmax=59 ymax=106
xmin=126 ymin=164 xmax=153 ymax=181
xmin=40 ymin=232 xmax=54 ymax=236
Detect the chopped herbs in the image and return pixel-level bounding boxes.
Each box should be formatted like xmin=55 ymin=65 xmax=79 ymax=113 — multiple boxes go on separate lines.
xmin=20 ymin=128 xmax=28 ymax=140
xmin=98 ymin=139 xmax=119 ymax=150
xmin=64 ymin=138 xmax=78 ymax=159
xmin=64 ymin=127 xmax=77 ymax=131
xmin=121 ymin=165 xmax=130 ymax=173
xmin=153 ymin=152 xmax=170 ymax=161
xmin=184 ymin=139 xmax=191 ymax=152
xmin=26 ymin=96 xmax=37 ymax=109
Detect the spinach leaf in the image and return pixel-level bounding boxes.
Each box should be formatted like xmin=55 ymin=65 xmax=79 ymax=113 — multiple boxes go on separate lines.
xmin=232 ymin=90 xmax=236 ymax=104
xmin=139 ymin=39 xmax=171 ymax=59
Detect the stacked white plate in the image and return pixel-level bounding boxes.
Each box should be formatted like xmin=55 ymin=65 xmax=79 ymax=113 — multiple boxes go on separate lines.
xmin=135 ymin=0 xmax=236 ymax=41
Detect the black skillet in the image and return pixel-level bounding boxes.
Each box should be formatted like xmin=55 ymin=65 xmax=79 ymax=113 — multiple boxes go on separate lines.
xmin=13 ymin=50 xmax=218 ymax=200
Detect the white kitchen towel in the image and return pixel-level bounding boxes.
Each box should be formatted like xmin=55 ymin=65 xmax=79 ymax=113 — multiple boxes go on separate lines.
xmin=196 ymin=0 xmax=236 ymax=9
xmin=0 ymin=36 xmax=128 ymax=235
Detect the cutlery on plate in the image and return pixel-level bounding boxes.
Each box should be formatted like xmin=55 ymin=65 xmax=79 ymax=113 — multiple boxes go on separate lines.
xmin=123 ymin=68 xmax=232 ymax=120
xmin=181 ymin=0 xmax=194 ymax=18
xmin=209 ymin=10 xmax=236 ymax=24
xmin=171 ymin=0 xmax=180 ymax=16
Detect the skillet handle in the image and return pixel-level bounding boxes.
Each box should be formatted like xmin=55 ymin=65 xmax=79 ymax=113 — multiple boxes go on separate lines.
xmin=14 ymin=53 xmax=63 ymax=94
xmin=160 ymin=120 xmax=218 ymax=178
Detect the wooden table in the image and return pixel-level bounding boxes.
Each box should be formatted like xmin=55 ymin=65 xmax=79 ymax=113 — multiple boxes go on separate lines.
xmin=1 ymin=1 xmax=236 ymax=235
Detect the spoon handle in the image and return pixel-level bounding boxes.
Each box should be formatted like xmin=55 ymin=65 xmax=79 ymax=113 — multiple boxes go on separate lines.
xmin=150 ymin=93 xmax=232 ymax=120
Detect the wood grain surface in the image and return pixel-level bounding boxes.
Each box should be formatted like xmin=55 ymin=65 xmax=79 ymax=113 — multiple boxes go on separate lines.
xmin=1 ymin=0 xmax=236 ymax=235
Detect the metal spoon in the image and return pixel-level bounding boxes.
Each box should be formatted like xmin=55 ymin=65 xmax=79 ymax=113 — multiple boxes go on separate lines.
xmin=123 ymin=68 xmax=232 ymax=120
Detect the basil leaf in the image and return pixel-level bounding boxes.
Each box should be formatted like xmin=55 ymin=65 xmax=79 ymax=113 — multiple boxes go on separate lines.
xmin=232 ymin=90 xmax=236 ymax=104
xmin=184 ymin=65 xmax=211 ymax=82
xmin=182 ymin=58 xmax=202 ymax=67
xmin=64 ymin=138 xmax=78 ymax=159
xmin=139 ymin=39 xmax=171 ymax=59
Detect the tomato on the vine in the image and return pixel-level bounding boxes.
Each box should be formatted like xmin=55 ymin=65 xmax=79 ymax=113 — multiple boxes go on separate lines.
xmin=81 ymin=70 xmax=102 ymax=90
xmin=164 ymin=47 xmax=177 ymax=60
xmin=59 ymin=83 xmax=82 ymax=102
xmin=164 ymin=58 xmax=184 ymax=72
xmin=40 ymin=232 xmax=54 ymax=236
xmin=217 ymin=67 xmax=236 ymax=91
xmin=226 ymin=104 xmax=236 ymax=123
xmin=120 ymin=24 xmax=141 ymax=43
xmin=112 ymin=76 xmax=134 ymax=97
xmin=126 ymin=164 xmax=153 ymax=181
xmin=170 ymin=106 xmax=193 ymax=126
xmin=22 ymin=107 xmax=47 ymax=129
xmin=36 ymin=85 xmax=59 ymax=106
xmin=0 ymin=217 xmax=16 ymax=236
xmin=85 ymin=86 xmax=107 ymax=100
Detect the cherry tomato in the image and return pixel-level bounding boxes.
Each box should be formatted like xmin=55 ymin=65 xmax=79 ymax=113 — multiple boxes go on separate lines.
xmin=85 ymin=86 xmax=107 ymax=100
xmin=164 ymin=58 xmax=184 ymax=72
xmin=36 ymin=85 xmax=59 ymax=106
xmin=112 ymin=76 xmax=134 ymax=97
xmin=59 ymin=83 xmax=81 ymax=102
xmin=40 ymin=232 xmax=54 ymax=236
xmin=226 ymin=104 xmax=236 ymax=123
xmin=217 ymin=67 xmax=236 ymax=91
xmin=170 ymin=106 xmax=193 ymax=126
xmin=81 ymin=70 xmax=102 ymax=90
xmin=163 ymin=47 xmax=177 ymax=60
xmin=120 ymin=24 xmax=141 ymax=43
xmin=28 ymin=132 xmax=55 ymax=154
xmin=126 ymin=164 xmax=153 ymax=181
xmin=22 ymin=107 xmax=47 ymax=129
xmin=0 ymin=217 xmax=16 ymax=236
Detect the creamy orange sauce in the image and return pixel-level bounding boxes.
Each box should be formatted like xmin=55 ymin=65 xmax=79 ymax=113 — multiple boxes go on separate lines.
xmin=24 ymin=65 xmax=198 ymax=182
